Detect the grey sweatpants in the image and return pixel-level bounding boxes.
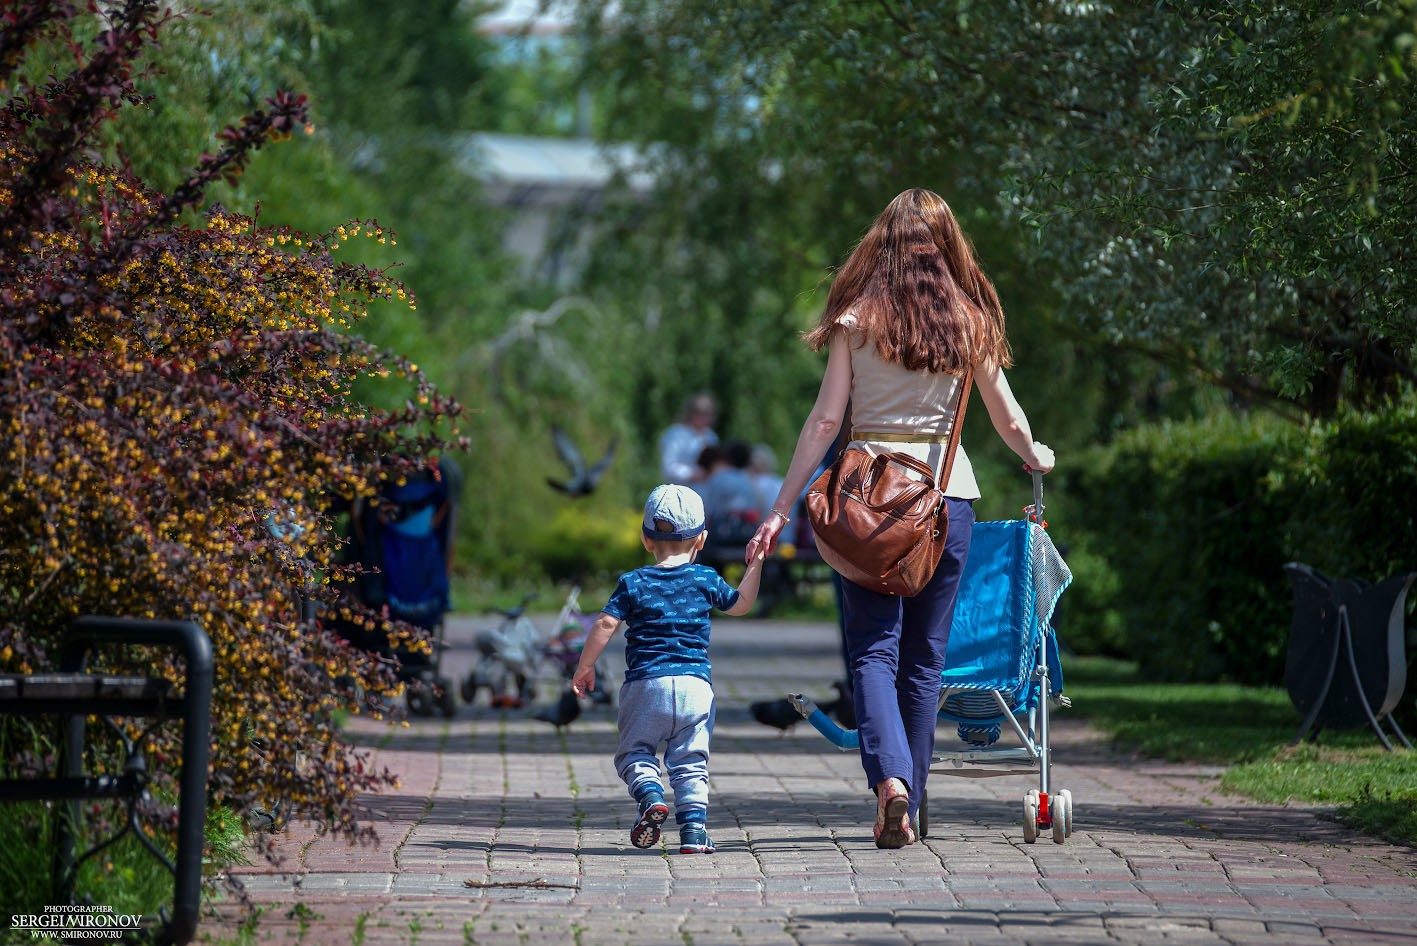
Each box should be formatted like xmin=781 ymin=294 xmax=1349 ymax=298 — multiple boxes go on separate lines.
xmin=614 ymin=675 xmax=715 ymax=822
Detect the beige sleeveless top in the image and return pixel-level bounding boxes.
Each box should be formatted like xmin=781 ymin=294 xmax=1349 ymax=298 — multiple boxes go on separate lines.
xmin=839 ymin=315 xmax=980 ymax=500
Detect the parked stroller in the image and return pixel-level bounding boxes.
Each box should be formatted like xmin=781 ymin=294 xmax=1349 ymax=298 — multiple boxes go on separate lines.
xmin=462 ymin=587 xmax=615 ymax=709
xmin=790 ymin=472 xmax=1076 ymax=843
xmin=462 ymin=593 xmax=544 ymax=709
xmin=541 ymin=589 xmax=616 ymax=708
xmin=334 ymin=460 xmax=459 ymax=718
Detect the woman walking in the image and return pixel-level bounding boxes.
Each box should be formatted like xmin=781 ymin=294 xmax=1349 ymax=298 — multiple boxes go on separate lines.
xmin=746 ymin=188 xmax=1055 ymax=848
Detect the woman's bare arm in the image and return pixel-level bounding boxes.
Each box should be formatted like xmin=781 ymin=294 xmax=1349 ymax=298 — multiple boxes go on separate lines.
xmin=746 ymin=330 xmax=853 ymax=559
xmin=974 ymin=361 xmax=1054 ymax=472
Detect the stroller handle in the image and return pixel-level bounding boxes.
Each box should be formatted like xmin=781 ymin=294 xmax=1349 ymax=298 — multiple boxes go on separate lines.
xmin=1028 ymin=469 xmax=1045 ymax=524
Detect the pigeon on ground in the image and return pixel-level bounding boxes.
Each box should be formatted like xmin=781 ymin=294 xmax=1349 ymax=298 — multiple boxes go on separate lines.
xmin=534 ymin=687 xmax=582 ymax=729
xmin=547 ymin=425 xmax=618 ymax=497
xmin=749 ymin=696 xmax=802 ymax=730
xmin=751 ymin=681 xmax=854 ymax=732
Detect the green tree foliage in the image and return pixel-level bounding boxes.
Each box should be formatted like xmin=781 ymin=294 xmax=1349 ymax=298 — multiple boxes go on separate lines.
xmin=278 ymin=2 xmax=647 ymax=583
xmin=557 ymin=0 xmax=1417 ymax=693
xmin=39 ymin=0 xmax=332 ymax=196
xmin=555 ymin=0 xmax=1239 ymax=535
xmin=292 ymin=0 xmax=515 ymax=334
xmin=62 ymin=0 xmax=570 ymax=584
xmin=0 ymin=0 xmax=460 ymax=858
xmin=571 ymin=0 xmax=1417 ymax=419
xmin=75 ymin=0 xmax=517 ymax=368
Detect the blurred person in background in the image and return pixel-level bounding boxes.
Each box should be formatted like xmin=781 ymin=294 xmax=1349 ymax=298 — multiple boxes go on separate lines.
xmin=659 ymin=391 xmax=719 ymax=483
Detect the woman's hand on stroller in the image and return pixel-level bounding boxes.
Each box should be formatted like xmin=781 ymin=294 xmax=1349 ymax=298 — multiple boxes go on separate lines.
xmin=1022 ymin=441 xmax=1055 ymax=475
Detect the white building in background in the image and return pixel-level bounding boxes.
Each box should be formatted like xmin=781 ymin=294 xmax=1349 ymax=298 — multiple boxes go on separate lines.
xmin=462 ymin=0 xmax=646 ymax=287
xmin=453 ymin=133 xmax=651 ymax=286
xmin=474 ymin=0 xmax=580 ymax=37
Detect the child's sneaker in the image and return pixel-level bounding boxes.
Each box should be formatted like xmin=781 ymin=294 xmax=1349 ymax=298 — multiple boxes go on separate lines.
xmin=678 ymin=822 xmax=715 ymax=854
xmin=630 ymin=794 xmax=670 ymax=849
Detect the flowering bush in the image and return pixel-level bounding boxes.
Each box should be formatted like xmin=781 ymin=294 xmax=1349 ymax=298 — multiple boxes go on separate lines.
xmin=0 ymin=0 xmax=460 ymax=846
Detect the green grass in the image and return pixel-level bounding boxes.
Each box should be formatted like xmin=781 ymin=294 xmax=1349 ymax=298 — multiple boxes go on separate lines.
xmin=0 ymin=796 xmax=252 ymax=943
xmin=1064 ymin=656 xmax=1417 ymax=846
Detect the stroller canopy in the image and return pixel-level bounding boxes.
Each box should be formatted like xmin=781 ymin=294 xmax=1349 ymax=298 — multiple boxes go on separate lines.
xmin=943 ymin=518 xmax=1072 ymax=706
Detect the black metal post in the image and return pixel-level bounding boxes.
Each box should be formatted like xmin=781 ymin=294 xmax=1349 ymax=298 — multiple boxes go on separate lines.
xmin=63 ymin=617 xmax=213 ymax=946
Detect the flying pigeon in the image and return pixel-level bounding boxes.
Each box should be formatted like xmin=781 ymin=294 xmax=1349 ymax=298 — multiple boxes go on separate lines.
xmin=547 ymin=425 xmax=617 ymax=497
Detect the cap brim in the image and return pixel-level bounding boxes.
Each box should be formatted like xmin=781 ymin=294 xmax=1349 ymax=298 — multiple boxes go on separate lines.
xmin=642 ymin=523 xmax=706 ymax=542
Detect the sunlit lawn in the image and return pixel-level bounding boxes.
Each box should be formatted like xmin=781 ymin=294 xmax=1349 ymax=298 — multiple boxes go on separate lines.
xmin=1064 ymin=656 xmax=1417 ymax=846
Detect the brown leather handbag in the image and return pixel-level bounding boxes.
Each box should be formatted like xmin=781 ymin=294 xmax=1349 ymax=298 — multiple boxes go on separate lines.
xmin=805 ymin=375 xmax=972 ymax=596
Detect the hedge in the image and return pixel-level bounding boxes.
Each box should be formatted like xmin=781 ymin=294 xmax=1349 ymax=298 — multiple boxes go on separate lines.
xmin=1058 ymin=397 xmax=1417 ymax=729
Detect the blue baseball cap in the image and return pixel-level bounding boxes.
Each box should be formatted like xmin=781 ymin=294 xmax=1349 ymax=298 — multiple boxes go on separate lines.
xmin=642 ymin=484 xmax=706 ymax=541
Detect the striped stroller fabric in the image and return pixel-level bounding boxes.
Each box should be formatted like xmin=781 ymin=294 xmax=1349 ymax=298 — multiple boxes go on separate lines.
xmin=939 ymin=517 xmax=1072 ymax=743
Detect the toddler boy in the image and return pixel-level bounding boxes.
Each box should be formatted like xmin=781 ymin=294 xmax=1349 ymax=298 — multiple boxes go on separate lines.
xmin=572 ymin=483 xmax=765 ymax=854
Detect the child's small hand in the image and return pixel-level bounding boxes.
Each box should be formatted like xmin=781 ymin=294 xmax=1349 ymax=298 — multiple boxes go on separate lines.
xmin=571 ymin=666 xmax=593 ymax=698
xmin=746 ymin=518 xmax=781 ymax=562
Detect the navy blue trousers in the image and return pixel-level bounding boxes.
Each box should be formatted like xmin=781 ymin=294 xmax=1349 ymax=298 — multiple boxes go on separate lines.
xmin=838 ymin=498 xmax=974 ymax=820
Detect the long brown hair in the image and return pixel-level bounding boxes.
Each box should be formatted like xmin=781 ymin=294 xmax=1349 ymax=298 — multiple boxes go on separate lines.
xmin=804 ymin=189 xmax=1012 ymax=372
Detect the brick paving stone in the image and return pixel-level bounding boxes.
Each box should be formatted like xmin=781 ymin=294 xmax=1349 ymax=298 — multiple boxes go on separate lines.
xmin=1265 ymin=919 xmax=1337 ymax=939
xmin=201 ymin=616 xmax=1417 ymax=946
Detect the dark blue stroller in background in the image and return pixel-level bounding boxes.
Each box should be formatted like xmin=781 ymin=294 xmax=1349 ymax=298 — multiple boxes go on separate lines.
xmin=337 ymin=458 xmax=460 ymax=718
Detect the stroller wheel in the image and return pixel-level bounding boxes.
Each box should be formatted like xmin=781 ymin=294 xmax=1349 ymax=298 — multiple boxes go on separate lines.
xmin=915 ymin=788 xmax=928 ymax=839
xmin=407 ymin=681 xmax=434 ymax=717
xmin=1059 ymin=788 xmax=1074 ymax=838
xmin=1051 ymin=789 xmax=1069 ymax=844
xmin=1021 ymin=790 xmax=1039 ymax=844
xmin=460 ymin=674 xmax=478 ymax=705
xmin=437 ymin=682 xmax=458 ymax=718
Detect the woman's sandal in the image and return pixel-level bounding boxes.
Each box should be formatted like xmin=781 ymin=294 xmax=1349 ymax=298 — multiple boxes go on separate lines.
xmin=873 ymin=778 xmax=917 ymax=849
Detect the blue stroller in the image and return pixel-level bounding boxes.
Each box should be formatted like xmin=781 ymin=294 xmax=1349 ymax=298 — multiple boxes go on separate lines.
xmin=377 ymin=470 xmax=457 ymax=717
xmin=791 ymin=472 xmax=1075 ymax=843
xmin=334 ymin=464 xmax=458 ymax=717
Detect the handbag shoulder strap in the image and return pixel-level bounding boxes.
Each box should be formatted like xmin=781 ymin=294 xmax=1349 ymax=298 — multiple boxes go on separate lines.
xmin=938 ymin=371 xmax=974 ymax=491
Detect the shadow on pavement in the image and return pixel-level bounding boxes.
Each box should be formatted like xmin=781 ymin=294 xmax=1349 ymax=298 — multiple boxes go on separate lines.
xmin=352 ymin=786 xmax=1359 ymax=853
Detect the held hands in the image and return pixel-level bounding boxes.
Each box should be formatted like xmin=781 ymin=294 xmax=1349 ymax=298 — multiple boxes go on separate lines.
xmin=745 ymin=511 xmax=787 ymax=563
xmin=1023 ymin=441 xmax=1056 ymax=475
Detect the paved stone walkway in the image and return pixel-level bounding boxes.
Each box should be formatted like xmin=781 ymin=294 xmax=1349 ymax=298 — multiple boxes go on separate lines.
xmin=205 ymin=616 xmax=1417 ymax=945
